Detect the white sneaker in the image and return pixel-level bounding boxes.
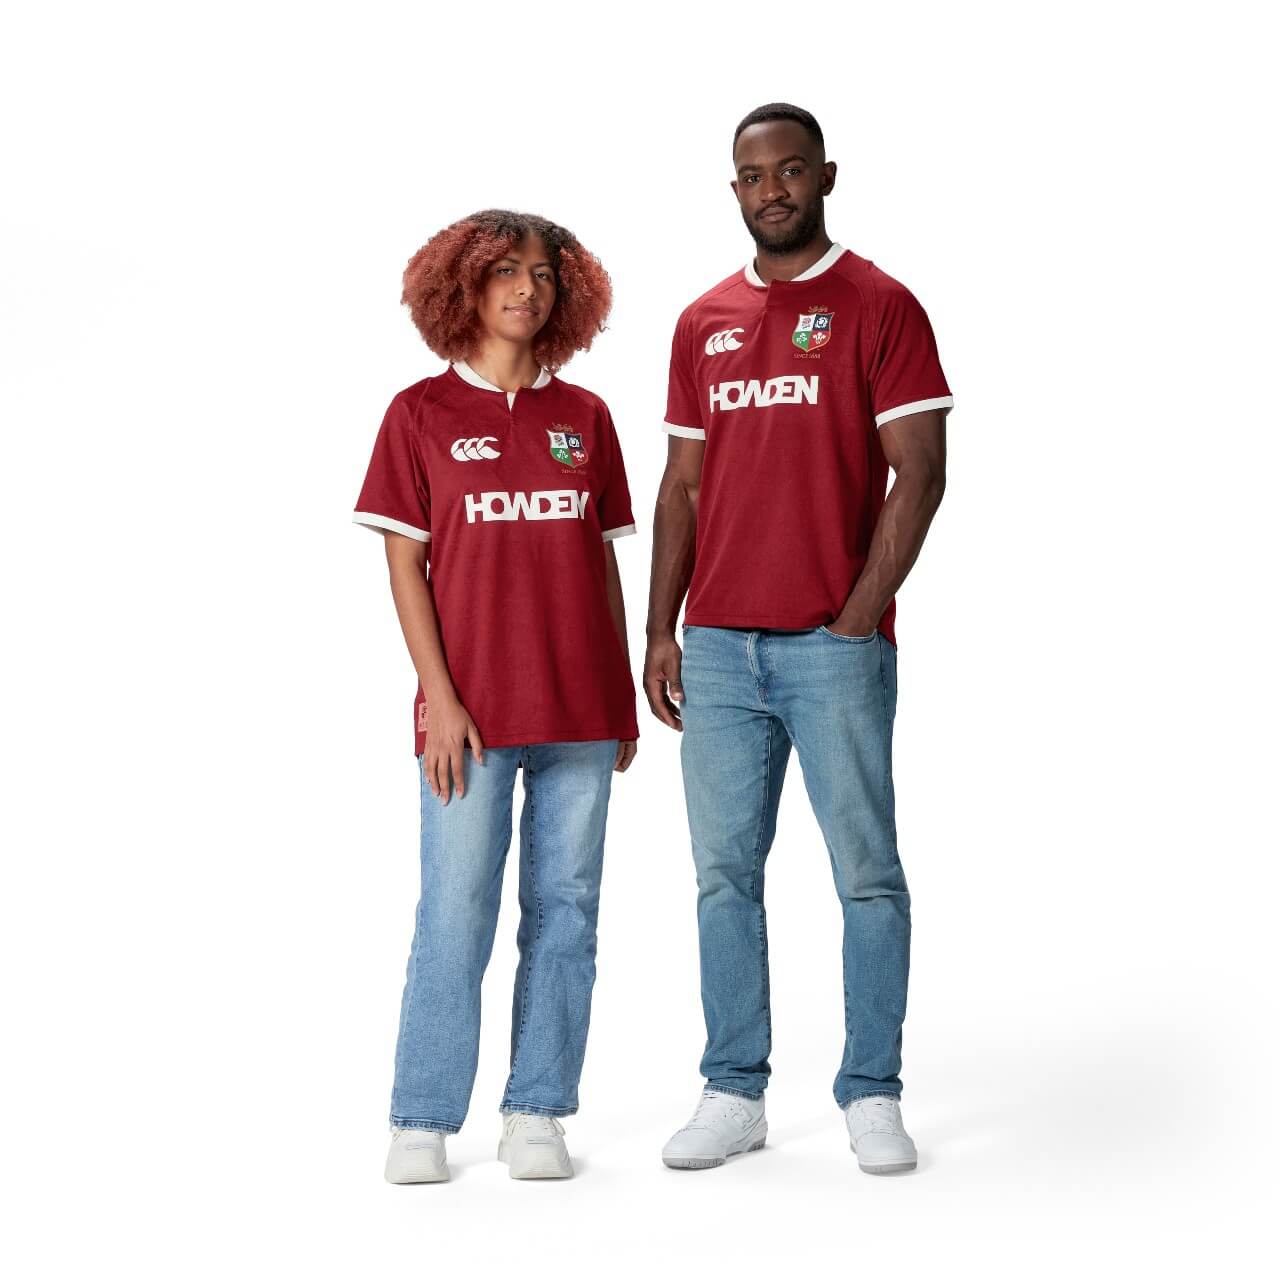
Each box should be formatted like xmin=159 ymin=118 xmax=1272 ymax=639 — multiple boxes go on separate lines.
xmin=498 ymin=1113 xmax=574 ymax=1179
xmin=844 ymin=1096 xmax=917 ymax=1174
xmin=662 ymin=1089 xmax=768 ymax=1170
xmin=384 ymin=1127 xmax=449 ymax=1183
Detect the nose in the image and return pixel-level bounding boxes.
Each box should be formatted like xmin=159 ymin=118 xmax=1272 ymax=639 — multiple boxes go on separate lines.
xmin=760 ymin=174 xmax=788 ymax=203
xmin=514 ymin=271 xmax=537 ymax=298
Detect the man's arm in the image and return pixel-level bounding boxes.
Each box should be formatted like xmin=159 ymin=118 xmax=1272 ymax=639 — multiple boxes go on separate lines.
xmin=643 ymin=435 xmax=705 ymax=729
xmin=828 ymin=409 xmax=947 ymax=636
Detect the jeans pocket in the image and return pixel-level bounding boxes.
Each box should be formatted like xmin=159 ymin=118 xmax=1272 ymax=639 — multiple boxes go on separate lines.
xmin=817 ymin=624 xmax=879 ymax=644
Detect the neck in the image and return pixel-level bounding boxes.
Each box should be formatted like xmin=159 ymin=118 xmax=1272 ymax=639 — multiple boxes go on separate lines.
xmin=467 ymin=339 xmax=542 ymax=393
xmin=752 ymin=232 xmax=834 ymax=284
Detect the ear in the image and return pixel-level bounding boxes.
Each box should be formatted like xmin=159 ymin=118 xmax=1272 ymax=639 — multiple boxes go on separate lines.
xmin=729 ymin=178 xmax=740 ymax=200
xmin=822 ymin=161 xmax=837 ymax=196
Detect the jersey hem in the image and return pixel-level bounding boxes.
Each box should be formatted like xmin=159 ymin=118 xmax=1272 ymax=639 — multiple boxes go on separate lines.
xmin=663 ymin=422 xmax=706 ymax=440
xmin=685 ymin=613 xmax=882 ymax=632
xmin=602 ymin=523 xmax=637 ymax=541
xmin=414 ymin=723 xmax=640 ymax=753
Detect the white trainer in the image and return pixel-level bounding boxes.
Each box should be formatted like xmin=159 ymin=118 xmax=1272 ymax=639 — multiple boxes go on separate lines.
xmin=498 ymin=1113 xmax=574 ymax=1180
xmin=384 ymin=1127 xmax=449 ymax=1183
xmin=844 ymin=1096 xmax=917 ymax=1174
xmin=662 ymin=1089 xmax=767 ymax=1170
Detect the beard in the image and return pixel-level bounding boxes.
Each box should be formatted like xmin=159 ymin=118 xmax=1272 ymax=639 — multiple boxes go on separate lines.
xmin=742 ymin=198 xmax=825 ymax=257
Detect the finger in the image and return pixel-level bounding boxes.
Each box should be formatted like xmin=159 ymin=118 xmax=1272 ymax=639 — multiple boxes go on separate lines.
xmin=614 ymin=741 xmax=625 ymax=770
xmin=617 ymin=742 xmax=637 ymax=772
xmin=424 ymin=752 xmax=439 ymax=796
xmin=434 ymin=753 xmax=449 ymax=804
xmin=468 ymin=722 xmax=485 ymax=764
xmin=643 ymin=674 xmax=681 ymax=730
xmin=451 ymin=745 xmax=465 ymax=799
xmin=668 ymin=653 xmax=685 ymax=704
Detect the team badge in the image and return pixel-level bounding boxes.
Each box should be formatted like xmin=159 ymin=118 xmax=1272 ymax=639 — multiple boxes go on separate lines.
xmin=792 ymin=309 xmax=834 ymax=352
xmin=547 ymin=427 xmax=588 ymax=468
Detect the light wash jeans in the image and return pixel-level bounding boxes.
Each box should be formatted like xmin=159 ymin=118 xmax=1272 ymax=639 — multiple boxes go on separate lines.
xmin=390 ymin=739 xmax=618 ymax=1132
xmin=678 ymin=624 xmax=909 ymax=1109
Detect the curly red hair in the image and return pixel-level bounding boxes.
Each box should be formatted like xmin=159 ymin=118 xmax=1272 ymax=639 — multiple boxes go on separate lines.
xmin=401 ymin=210 xmax=612 ymax=372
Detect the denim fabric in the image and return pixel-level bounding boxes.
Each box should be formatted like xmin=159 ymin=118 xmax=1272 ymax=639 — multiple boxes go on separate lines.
xmin=389 ymin=739 xmax=617 ymax=1132
xmin=678 ymin=624 xmax=909 ymax=1108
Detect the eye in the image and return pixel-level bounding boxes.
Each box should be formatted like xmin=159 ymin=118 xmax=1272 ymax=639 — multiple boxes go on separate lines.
xmin=782 ymin=167 xmax=802 ymax=177
xmin=743 ymin=174 xmax=760 ymax=184
xmin=495 ymin=266 xmax=514 ymax=275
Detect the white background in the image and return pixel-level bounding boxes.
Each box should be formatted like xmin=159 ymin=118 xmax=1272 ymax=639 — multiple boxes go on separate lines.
xmin=3 ymin=1 xmax=1276 ymax=1275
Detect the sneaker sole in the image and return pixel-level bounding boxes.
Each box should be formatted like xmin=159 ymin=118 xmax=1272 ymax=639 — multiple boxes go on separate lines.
xmin=854 ymin=1154 xmax=917 ymax=1175
xmin=385 ymin=1165 xmax=450 ymax=1184
xmin=663 ymin=1137 xmax=766 ymax=1170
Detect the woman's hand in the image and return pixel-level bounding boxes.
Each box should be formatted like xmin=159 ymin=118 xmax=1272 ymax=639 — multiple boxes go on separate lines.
xmin=422 ymin=695 xmax=485 ymax=805
xmin=614 ymin=740 xmax=638 ymax=773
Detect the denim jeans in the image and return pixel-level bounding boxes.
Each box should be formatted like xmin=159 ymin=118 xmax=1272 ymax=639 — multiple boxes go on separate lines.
xmin=678 ymin=624 xmax=909 ymax=1109
xmin=389 ymin=739 xmax=618 ymax=1132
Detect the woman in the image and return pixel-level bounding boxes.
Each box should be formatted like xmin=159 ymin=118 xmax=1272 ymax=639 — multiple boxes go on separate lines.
xmin=352 ymin=210 xmax=639 ymax=1182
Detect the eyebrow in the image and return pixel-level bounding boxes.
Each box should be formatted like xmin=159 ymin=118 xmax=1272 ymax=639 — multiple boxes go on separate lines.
xmin=736 ymin=154 xmax=808 ymax=175
xmin=496 ymin=256 xmax=554 ymax=268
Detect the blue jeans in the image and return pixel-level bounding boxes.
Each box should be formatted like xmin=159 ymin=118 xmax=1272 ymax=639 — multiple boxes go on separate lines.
xmin=390 ymin=739 xmax=618 ymax=1132
xmin=678 ymin=624 xmax=909 ymax=1109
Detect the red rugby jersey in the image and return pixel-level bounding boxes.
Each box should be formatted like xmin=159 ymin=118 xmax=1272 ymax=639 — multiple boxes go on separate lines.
xmin=664 ymin=242 xmax=952 ymax=642
xmin=354 ymin=362 xmax=639 ymax=753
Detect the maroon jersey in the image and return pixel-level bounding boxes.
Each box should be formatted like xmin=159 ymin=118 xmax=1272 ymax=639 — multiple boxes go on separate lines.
xmin=355 ymin=362 xmax=639 ymax=753
xmin=664 ymin=243 xmax=952 ymax=641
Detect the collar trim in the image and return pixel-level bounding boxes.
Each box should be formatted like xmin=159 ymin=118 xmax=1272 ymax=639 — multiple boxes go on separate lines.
xmin=744 ymin=241 xmax=845 ymax=288
xmin=452 ymin=361 xmax=552 ymax=392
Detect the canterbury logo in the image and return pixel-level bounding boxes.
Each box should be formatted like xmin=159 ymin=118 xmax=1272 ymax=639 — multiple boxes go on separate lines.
xmin=709 ymin=375 xmax=819 ymax=412
xmin=464 ymin=490 xmax=589 ymax=523
xmin=450 ymin=436 xmax=501 ymax=461
xmin=705 ymin=328 xmax=745 ymax=355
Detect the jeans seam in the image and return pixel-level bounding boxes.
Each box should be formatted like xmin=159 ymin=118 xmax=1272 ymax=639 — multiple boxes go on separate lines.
xmin=508 ymin=751 xmax=543 ymax=1083
xmin=751 ymin=720 xmax=774 ymax=1059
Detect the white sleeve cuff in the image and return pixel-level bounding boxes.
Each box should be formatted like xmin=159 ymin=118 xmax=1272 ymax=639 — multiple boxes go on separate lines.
xmin=352 ymin=511 xmax=431 ymax=541
xmin=602 ymin=522 xmax=637 ymax=541
xmin=663 ymin=422 xmax=706 ymax=440
xmin=874 ymin=396 xmax=954 ymax=428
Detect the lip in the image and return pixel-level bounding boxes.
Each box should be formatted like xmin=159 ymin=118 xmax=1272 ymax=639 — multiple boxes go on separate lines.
xmin=505 ymin=304 xmax=539 ymax=317
xmin=758 ymin=206 xmax=794 ymax=223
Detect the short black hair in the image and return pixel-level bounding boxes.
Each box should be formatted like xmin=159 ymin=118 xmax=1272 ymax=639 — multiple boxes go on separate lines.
xmin=733 ymin=103 xmax=824 ymax=152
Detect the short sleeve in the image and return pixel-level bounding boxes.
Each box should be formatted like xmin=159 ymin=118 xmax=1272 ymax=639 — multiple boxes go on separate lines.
xmin=869 ymin=284 xmax=954 ymax=428
xmin=663 ymin=313 xmax=706 ymax=440
xmin=596 ymin=406 xmax=636 ymax=542
xmin=352 ymin=395 xmax=431 ymax=541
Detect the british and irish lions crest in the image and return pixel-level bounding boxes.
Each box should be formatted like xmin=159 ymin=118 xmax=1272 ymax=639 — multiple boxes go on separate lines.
xmin=792 ymin=308 xmax=834 ymax=352
xmin=547 ymin=427 xmax=588 ymax=468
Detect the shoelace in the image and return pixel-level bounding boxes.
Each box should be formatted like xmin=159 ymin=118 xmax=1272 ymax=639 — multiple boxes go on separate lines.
xmin=852 ymin=1098 xmax=898 ymax=1135
xmin=505 ymin=1113 xmax=565 ymax=1138
xmin=688 ymin=1090 xmax=745 ymax=1129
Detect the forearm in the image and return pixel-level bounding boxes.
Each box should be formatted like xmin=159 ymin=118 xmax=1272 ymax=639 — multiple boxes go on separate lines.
xmin=646 ymin=473 xmax=698 ymax=637
xmin=836 ymin=460 xmax=946 ymax=630
xmin=386 ymin=558 xmax=458 ymax=706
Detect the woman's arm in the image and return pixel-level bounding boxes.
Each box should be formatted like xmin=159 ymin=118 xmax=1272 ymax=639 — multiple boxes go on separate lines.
xmin=602 ymin=543 xmax=637 ymax=773
xmin=383 ymin=533 xmax=484 ymax=803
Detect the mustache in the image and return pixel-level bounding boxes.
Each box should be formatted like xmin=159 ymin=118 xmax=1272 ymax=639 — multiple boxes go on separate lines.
xmin=757 ymin=203 xmax=797 ymax=220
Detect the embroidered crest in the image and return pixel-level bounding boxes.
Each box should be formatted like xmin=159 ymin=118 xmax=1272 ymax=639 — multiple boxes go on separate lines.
xmin=547 ymin=427 xmax=588 ymax=468
xmin=792 ymin=309 xmax=834 ymax=352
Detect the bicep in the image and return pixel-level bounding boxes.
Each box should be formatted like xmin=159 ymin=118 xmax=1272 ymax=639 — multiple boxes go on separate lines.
xmin=879 ymin=408 xmax=947 ymax=479
xmin=663 ymin=434 xmax=706 ymax=497
xmin=383 ymin=529 xmax=429 ymax=574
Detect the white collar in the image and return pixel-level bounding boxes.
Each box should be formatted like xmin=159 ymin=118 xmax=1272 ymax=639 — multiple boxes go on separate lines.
xmin=452 ymin=360 xmax=552 ymax=392
xmin=744 ymin=241 xmax=845 ymax=288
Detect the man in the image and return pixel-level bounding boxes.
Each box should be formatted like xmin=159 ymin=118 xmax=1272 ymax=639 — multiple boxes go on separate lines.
xmin=645 ymin=103 xmax=951 ymax=1174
